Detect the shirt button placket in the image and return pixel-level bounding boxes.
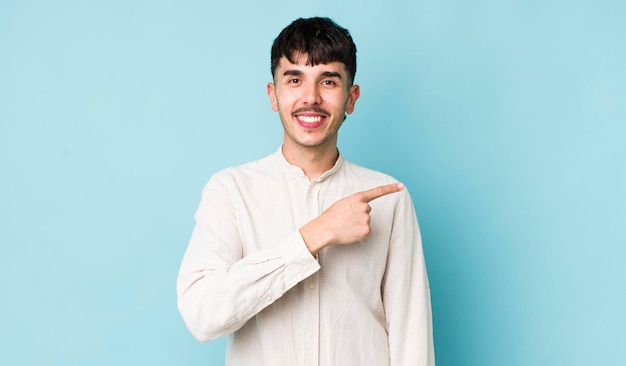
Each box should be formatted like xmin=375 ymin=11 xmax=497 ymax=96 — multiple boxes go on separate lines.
xmin=303 ymin=183 xmax=320 ymax=366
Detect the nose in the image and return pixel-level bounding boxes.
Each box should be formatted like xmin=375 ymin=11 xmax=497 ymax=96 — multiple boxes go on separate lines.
xmin=302 ymin=83 xmax=321 ymax=105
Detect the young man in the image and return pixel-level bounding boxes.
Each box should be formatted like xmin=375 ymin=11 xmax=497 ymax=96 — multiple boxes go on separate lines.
xmin=177 ymin=17 xmax=434 ymax=365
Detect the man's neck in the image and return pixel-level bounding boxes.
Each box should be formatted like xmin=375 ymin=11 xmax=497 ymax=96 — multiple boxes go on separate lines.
xmin=281 ymin=142 xmax=339 ymax=181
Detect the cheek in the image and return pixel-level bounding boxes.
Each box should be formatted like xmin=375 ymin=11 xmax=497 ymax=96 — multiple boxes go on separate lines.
xmin=342 ymin=96 xmax=355 ymax=114
xmin=275 ymin=93 xmax=298 ymax=113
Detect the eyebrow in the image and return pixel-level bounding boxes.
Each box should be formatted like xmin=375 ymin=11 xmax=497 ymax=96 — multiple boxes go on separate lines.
xmin=321 ymin=71 xmax=342 ymax=79
xmin=282 ymin=69 xmax=343 ymax=79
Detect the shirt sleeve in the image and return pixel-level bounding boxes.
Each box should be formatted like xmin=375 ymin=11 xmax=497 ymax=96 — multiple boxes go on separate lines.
xmin=176 ymin=174 xmax=321 ymax=342
xmin=383 ymin=190 xmax=435 ymax=365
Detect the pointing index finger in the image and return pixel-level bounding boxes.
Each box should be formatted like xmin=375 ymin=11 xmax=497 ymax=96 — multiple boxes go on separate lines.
xmin=360 ymin=183 xmax=405 ymax=203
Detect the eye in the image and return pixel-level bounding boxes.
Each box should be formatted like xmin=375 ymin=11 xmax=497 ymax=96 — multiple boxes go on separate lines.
xmin=288 ymin=78 xmax=300 ymax=84
xmin=321 ymin=80 xmax=336 ymax=86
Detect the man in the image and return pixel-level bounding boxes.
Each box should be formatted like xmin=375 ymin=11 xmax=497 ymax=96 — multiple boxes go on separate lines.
xmin=177 ymin=17 xmax=434 ymax=365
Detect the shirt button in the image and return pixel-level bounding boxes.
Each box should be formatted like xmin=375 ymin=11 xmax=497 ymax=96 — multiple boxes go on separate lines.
xmin=266 ymin=296 xmax=272 ymax=302
xmin=308 ymin=283 xmax=315 ymax=289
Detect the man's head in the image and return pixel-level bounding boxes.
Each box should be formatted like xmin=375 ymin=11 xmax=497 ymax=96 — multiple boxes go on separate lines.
xmin=271 ymin=17 xmax=357 ymax=85
xmin=267 ymin=17 xmax=360 ymax=153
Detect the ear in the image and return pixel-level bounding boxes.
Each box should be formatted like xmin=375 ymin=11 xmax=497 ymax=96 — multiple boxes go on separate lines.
xmin=267 ymin=82 xmax=279 ymax=112
xmin=345 ymin=84 xmax=360 ymax=115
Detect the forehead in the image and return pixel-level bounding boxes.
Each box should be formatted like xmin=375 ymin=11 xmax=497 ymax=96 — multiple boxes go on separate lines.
xmin=276 ymin=55 xmax=348 ymax=77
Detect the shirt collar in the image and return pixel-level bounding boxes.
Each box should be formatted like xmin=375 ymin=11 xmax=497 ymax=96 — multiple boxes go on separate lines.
xmin=274 ymin=145 xmax=345 ymax=183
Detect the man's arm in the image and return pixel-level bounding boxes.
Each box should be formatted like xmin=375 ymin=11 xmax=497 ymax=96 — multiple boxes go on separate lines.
xmin=300 ymin=183 xmax=405 ymax=254
xmin=176 ymin=174 xmax=320 ymax=342
xmin=383 ymin=190 xmax=435 ymax=365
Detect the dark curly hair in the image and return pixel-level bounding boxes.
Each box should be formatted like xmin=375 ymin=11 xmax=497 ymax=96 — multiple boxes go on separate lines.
xmin=271 ymin=17 xmax=357 ymax=85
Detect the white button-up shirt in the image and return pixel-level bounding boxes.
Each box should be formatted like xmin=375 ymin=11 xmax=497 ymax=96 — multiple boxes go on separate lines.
xmin=177 ymin=149 xmax=434 ymax=365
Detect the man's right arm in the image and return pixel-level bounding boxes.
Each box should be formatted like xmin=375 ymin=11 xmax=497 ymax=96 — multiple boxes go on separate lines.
xmin=176 ymin=175 xmax=320 ymax=342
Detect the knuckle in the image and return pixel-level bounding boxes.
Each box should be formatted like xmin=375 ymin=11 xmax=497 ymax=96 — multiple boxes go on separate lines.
xmin=351 ymin=194 xmax=364 ymax=203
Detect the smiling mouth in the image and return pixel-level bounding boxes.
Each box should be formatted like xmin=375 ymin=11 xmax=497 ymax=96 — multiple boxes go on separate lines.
xmin=298 ymin=115 xmax=323 ymax=123
xmin=293 ymin=106 xmax=330 ymax=129
xmin=293 ymin=107 xmax=328 ymax=129
xmin=295 ymin=114 xmax=325 ymax=129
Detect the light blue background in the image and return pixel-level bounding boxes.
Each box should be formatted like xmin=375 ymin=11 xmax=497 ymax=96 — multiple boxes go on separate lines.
xmin=1 ymin=0 xmax=624 ymax=365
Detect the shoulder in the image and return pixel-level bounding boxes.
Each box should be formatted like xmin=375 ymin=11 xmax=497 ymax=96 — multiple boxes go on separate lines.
xmin=211 ymin=153 xmax=276 ymax=181
xmin=203 ymin=152 xmax=281 ymax=196
xmin=340 ymin=159 xmax=399 ymax=186
xmin=339 ymin=159 xmax=415 ymax=207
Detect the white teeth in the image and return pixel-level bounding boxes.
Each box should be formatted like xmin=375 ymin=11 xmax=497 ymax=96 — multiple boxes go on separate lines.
xmin=299 ymin=115 xmax=323 ymax=123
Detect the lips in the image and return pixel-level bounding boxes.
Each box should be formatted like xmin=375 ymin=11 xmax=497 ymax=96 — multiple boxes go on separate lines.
xmin=295 ymin=114 xmax=325 ymax=129
xmin=294 ymin=106 xmax=330 ymax=130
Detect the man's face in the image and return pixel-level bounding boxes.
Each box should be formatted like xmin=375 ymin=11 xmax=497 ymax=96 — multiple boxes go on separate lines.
xmin=267 ymin=54 xmax=360 ymax=151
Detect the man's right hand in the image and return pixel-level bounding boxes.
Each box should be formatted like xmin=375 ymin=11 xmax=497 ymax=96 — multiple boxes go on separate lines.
xmin=299 ymin=183 xmax=404 ymax=255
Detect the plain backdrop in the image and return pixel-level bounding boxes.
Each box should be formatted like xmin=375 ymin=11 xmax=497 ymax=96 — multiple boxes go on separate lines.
xmin=1 ymin=0 xmax=624 ymax=365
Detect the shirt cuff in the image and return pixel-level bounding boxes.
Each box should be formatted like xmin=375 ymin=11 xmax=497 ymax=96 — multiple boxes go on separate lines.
xmin=280 ymin=231 xmax=321 ymax=281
